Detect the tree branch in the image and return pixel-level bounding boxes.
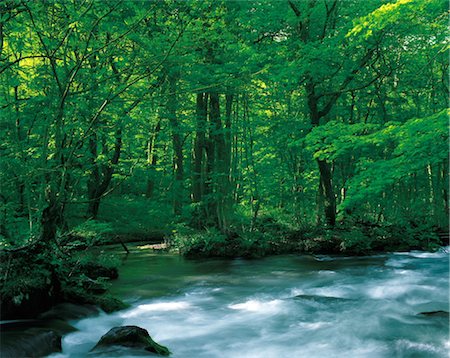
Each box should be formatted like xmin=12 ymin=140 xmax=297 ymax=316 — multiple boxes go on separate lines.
xmin=318 ymin=47 xmax=376 ymax=118
xmin=288 ymin=0 xmax=301 ymax=17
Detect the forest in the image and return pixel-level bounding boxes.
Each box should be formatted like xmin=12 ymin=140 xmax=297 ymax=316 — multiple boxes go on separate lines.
xmin=0 ymin=0 xmax=449 ymax=354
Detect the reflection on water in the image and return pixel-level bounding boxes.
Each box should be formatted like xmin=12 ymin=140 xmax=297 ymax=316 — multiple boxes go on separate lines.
xmin=50 ymin=246 xmax=449 ymax=358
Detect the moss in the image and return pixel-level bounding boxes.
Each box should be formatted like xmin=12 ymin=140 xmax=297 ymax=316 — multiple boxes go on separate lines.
xmin=145 ymin=337 xmax=171 ymax=356
xmin=93 ymin=326 xmax=170 ymax=356
xmin=63 ymin=285 xmax=128 ymax=313
xmin=94 ymin=295 xmax=129 ymax=313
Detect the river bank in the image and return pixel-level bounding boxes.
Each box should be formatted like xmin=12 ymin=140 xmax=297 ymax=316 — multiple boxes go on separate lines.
xmin=1 ymin=222 xmax=447 ymax=323
xmin=173 ymin=222 xmax=448 ymax=258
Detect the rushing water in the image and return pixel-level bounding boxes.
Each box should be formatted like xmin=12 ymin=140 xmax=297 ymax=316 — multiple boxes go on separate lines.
xmin=49 ymin=246 xmax=449 ymax=358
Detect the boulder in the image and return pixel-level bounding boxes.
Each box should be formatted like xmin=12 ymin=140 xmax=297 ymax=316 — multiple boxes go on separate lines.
xmin=1 ymin=287 xmax=58 ymax=320
xmin=80 ymin=262 xmax=119 ymax=280
xmin=0 ymin=330 xmax=61 ymax=358
xmin=94 ymin=295 xmax=129 ymax=313
xmin=39 ymin=302 xmax=99 ymax=321
xmin=92 ymin=326 xmax=170 ymax=356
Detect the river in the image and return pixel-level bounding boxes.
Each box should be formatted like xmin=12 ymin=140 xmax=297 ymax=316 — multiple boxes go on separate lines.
xmin=48 ymin=245 xmax=448 ymax=357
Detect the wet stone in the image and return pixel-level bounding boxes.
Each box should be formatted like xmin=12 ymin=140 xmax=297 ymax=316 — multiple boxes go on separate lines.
xmin=0 ymin=330 xmax=62 ymax=358
xmin=417 ymin=311 xmax=449 ymax=318
xmin=91 ymin=325 xmax=170 ymax=356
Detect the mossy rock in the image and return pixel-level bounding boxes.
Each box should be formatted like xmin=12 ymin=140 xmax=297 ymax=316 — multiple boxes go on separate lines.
xmin=92 ymin=326 xmax=170 ymax=356
xmin=0 ymin=330 xmax=62 ymax=358
xmin=0 ymin=287 xmax=58 ymax=320
xmin=94 ymin=295 xmax=129 ymax=313
xmin=39 ymin=303 xmax=99 ymax=321
xmin=78 ymin=262 xmax=119 ymax=280
xmin=63 ymin=287 xmax=128 ymax=313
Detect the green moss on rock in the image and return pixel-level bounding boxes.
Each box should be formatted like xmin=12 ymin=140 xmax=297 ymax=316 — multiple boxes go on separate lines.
xmin=92 ymin=326 xmax=170 ymax=356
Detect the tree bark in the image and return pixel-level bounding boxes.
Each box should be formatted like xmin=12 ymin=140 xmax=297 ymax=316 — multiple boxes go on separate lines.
xmin=307 ymin=80 xmax=337 ymax=226
xmin=224 ymin=94 xmax=233 ymax=182
xmin=209 ymin=92 xmax=228 ymax=230
xmin=146 ymin=119 xmax=161 ymax=198
xmin=86 ymin=128 xmax=122 ymax=219
xmin=167 ymin=73 xmax=183 ymax=216
xmin=318 ymin=159 xmax=336 ymax=226
xmin=192 ymin=93 xmax=207 ymax=203
xmin=41 ymin=185 xmax=65 ymax=242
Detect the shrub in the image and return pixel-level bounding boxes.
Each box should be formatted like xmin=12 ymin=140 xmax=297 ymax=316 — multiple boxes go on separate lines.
xmin=70 ymin=220 xmax=113 ymax=246
xmin=339 ymin=229 xmax=372 ymax=254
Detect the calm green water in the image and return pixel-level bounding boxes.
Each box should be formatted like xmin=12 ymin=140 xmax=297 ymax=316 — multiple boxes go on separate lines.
xmin=50 ymin=245 xmax=449 ymax=357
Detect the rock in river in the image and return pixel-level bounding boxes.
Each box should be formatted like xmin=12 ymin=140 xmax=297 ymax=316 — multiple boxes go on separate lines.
xmin=417 ymin=310 xmax=449 ymax=318
xmin=0 ymin=330 xmax=62 ymax=358
xmin=91 ymin=325 xmax=170 ymax=356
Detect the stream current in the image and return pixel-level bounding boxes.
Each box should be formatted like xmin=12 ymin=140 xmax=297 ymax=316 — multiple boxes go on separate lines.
xmin=49 ymin=246 xmax=449 ymax=357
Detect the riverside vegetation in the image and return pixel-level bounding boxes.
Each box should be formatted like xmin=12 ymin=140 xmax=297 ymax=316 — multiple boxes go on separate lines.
xmin=0 ymin=0 xmax=448 ymax=323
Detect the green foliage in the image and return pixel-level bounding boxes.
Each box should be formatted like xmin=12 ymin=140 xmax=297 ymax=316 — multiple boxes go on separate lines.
xmin=348 ymin=0 xmax=445 ymax=40
xmin=97 ymin=197 xmax=172 ymax=237
xmin=238 ymin=230 xmax=273 ymax=257
xmin=344 ymin=110 xmax=448 ymax=211
xmin=339 ymin=229 xmax=373 ymax=254
xmin=71 ymin=220 xmax=113 ymax=246
xmin=173 ymin=227 xmax=228 ymax=257
xmin=0 ymin=253 xmax=51 ymax=303
xmin=305 ymin=121 xmax=382 ymax=161
xmin=0 ymin=0 xmax=447 ymax=307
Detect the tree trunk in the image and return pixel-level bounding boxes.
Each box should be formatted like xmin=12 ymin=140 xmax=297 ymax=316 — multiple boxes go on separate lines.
xmin=242 ymin=95 xmax=260 ymax=230
xmin=317 ymin=159 xmax=336 ymax=226
xmin=0 ymin=194 xmax=8 ymax=238
xmin=41 ymin=187 xmax=65 ymax=242
xmin=40 ymin=89 xmax=68 ymax=241
xmin=307 ymin=81 xmax=337 ymax=226
xmin=14 ymin=86 xmax=26 ymax=214
xmin=192 ymin=93 xmax=207 ymax=203
xmin=442 ymin=161 xmax=449 ymax=221
xmin=167 ymin=73 xmax=183 ymax=216
xmin=224 ymin=94 xmax=233 ymax=182
xmin=204 ymin=103 xmax=215 ymax=223
xmin=86 ymin=128 xmax=122 ymax=219
xmin=146 ymin=119 xmax=161 ymax=198
xmin=232 ymin=95 xmax=242 ymax=203
xmin=87 ymin=132 xmax=100 ymax=218
xmin=209 ymin=92 xmax=228 ymax=230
